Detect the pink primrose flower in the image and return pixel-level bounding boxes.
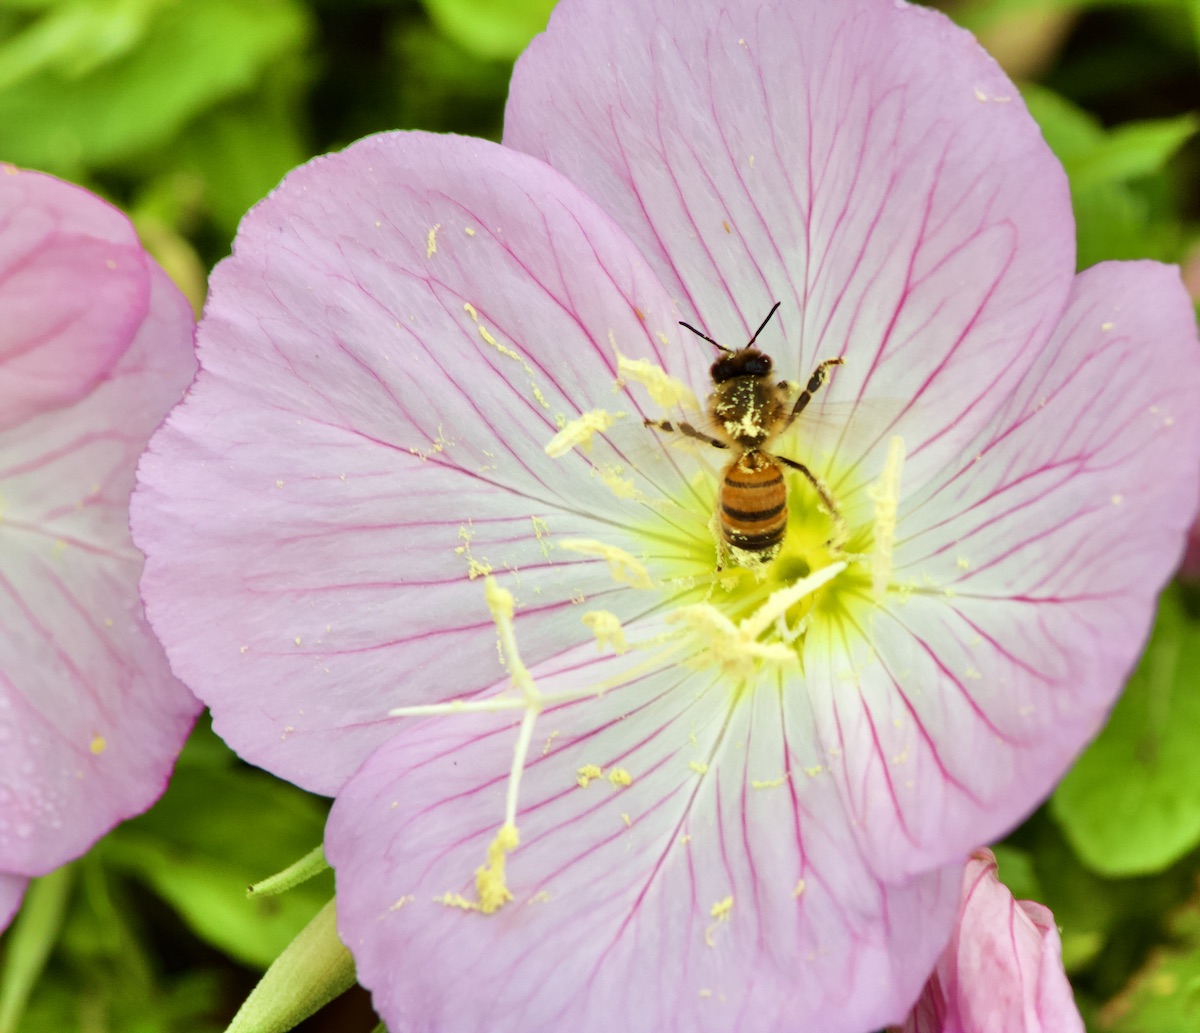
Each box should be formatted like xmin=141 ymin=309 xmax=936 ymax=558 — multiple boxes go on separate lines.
xmin=131 ymin=0 xmax=1200 ymax=1029
xmin=898 ymin=850 xmax=1083 ymax=1033
xmin=0 ymin=167 xmax=199 ymax=930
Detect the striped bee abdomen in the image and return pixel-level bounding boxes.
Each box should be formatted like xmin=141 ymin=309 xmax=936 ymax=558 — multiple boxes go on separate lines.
xmin=719 ymin=450 xmax=788 ymax=552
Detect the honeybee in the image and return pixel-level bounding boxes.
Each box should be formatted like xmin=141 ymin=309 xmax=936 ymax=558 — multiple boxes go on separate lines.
xmin=643 ymin=302 xmax=844 ymax=567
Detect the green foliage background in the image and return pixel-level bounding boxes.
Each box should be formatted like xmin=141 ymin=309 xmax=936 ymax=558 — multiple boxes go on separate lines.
xmin=0 ymin=1 xmax=1198 ymax=1030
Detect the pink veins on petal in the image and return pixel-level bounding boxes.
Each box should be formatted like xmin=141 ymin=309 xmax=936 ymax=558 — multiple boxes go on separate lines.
xmin=0 ymin=168 xmax=200 ymax=922
xmin=131 ymin=0 xmax=1200 ymax=1030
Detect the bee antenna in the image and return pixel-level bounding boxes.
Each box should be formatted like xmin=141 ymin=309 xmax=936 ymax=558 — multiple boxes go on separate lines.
xmin=678 ymin=320 xmax=732 ymax=353
xmin=746 ymin=301 xmax=782 ymax=348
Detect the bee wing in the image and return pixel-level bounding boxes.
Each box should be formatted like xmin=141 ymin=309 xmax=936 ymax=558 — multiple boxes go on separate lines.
xmin=774 ymin=397 xmax=912 ymax=476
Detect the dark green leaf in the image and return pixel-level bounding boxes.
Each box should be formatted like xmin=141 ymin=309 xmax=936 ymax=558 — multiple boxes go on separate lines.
xmin=1052 ymin=588 xmax=1200 ymax=876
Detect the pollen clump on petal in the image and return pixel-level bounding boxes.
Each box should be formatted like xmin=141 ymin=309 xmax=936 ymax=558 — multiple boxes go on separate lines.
xmin=474 ymin=822 xmax=520 ymax=914
xmin=577 ymin=764 xmax=604 ymax=787
xmin=615 ymin=351 xmax=699 ymax=411
xmin=544 ymin=409 xmax=620 ymax=457
xmin=608 ymin=767 xmax=632 ymax=787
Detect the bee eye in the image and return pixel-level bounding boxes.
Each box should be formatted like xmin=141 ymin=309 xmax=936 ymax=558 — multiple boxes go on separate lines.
xmin=742 ymin=355 xmax=772 ymax=376
xmin=710 ymin=357 xmax=737 ymax=382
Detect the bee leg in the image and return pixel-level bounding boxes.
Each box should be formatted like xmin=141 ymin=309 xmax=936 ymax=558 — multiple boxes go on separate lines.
xmin=642 ymin=418 xmax=727 ymax=450
xmin=783 ymin=357 xmax=845 ymax=428
xmin=777 ymin=455 xmax=848 ymax=546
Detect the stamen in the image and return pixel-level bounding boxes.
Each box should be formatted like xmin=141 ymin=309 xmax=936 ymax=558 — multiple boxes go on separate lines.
xmin=582 ymin=610 xmax=628 ymax=654
xmin=616 ymin=351 xmax=699 ymax=410
xmin=545 ymin=409 xmax=622 ymax=457
xmin=668 ymin=563 xmax=846 ymax=680
xmin=558 ymin=538 xmax=654 ymax=589
xmin=870 ymin=436 xmax=905 ymax=598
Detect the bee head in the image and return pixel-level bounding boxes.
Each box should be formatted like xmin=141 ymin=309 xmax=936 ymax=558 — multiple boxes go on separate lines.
xmin=711 ymin=347 xmax=773 ymax=383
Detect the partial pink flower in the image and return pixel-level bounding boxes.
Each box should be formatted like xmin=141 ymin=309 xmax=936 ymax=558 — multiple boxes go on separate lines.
xmin=0 ymin=167 xmax=200 ymax=928
xmin=131 ymin=0 xmax=1200 ymax=1029
xmin=899 ymin=849 xmax=1083 ymax=1033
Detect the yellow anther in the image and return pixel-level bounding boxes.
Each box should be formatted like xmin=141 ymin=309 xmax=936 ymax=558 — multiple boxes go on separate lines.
xmin=582 ymin=610 xmax=628 ymax=654
xmin=558 ymin=538 xmax=654 ymax=590
xmin=616 ymin=352 xmax=699 ymax=411
xmin=545 ymin=410 xmax=620 ymax=457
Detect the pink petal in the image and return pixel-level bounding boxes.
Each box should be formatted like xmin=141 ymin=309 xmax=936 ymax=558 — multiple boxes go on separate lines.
xmin=0 ymin=251 xmax=199 ymax=876
xmin=327 ymin=637 xmax=961 ymax=1033
xmin=807 ymin=262 xmax=1200 ymax=880
xmin=900 ymin=849 xmax=1083 ymax=1033
xmin=0 ymin=167 xmax=149 ymax=431
xmin=505 ymin=0 xmax=1076 ymax=493
xmin=133 ymin=131 xmax=706 ymax=796
xmin=0 ymin=873 xmax=26 ymax=932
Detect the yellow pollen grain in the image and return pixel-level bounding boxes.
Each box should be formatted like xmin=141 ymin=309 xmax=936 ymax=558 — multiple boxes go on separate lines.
xmin=542 ymin=730 xmax=560 ymax=755
xmin=426 ymin=224 xmax=440 ymax=258
xmin=956 ymin=556 xmax=971 ymax=570
xmin=608 ymin=767 xmax=633 ymax=787
xmin=464 ymin=301 xmax=478 ymax=321
xmin=699 ymin=988 xmax=713 ymax=999
xmin=478 ymin=323 xmax=520 ymax=361
xmin=622 ymin=813 xmax=632 ymax=827
xmin=722 ymin=220 xmax=731 ymax=233
xmin=90 ymin=735 xmax=107 ymax=756
xmin=710 ymin=896 xmax=734 ymax=920
xmin=656 ymin=331 xmax=670 ymax=347
xmin=464 ymin=226 xmax=476 ymax=236
xmin=1111 ymin=494 xmax=1124 ymax=505
xmin=1102 ymin=321 xmax=1114 ymax=331
xmin=804 ymin=764 xmax=823 ymax=777
xmin=473 ymin=822 xmax=519 ymax=914
xmin=870 ymin=436 xmax=905 ymax=597
xmin=689 ymin=760 xmax=709 ymax=775
xmin=792 ymin=878 xmax=807 ymax=898
xmin=582 ymin=610 xmax=628 ymax=654
xmin=389 ymin=895 xmax=415 ymax=911
xmin=577 ymin=764 xmax=604 ymax=787
xmin=294 ymin=636 xmax=302 ymax=646
xmin=594 ymin=463 xmax=644 ymax=501
xmin=964 ymin=667 xmax=982 ymax=680
xmin=679 ymin=834 xmax=692 ymax=845
xmin=751 ymin=775 xmax=787 ymax=790
xmin=435 ymin=892 xmax=478 ymax=912
xmin=558 ymin=538 xmax=654 ymax=590
xmin=544 ymin=409 xmax=620 ymax=457
xmin=615 ymin=352 xmax=699 ymax=410
xmin=531 ymin=384 xmax=551 ymax=410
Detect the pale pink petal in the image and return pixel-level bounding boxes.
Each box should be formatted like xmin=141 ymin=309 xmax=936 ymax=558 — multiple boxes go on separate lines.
xmin=0 ymin=168 xmax=149 ymax=431
xmin=0 ymin=873 xmax=26 ymax=932
xmin=505 ymin=0 xmax=1075 ymax=494
xmin=0 ymin=260 xmax=199 ymax=875
xmin=133 ymin=131 xmax=710 ymax=796
xmin=900 ymin=849 xmax=1083 ymax=1033
xmin=327 ymin=634 xmax=961 ymax=1033
xmin=806 ymin=262 xmax=1200 ymax=880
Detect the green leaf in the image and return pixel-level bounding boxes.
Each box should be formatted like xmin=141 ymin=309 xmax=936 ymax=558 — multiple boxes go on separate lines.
xmin=420 ymin=0 xmax=556 ymax=60
xmin=1022 ymin=84 xmax=1192 ymax=268
xmin=1098 ymin=894 xmax=1200 ymax=1033
xmin=1052 ymin=588 xmax=1200 ymax=876
xmin=0 ymin=865 xmax=74 ymax=1033
xmin=100 ymin=724 xmax=334 ymax=969
xmin=0 ymin=0 xmax=312 ymax=177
